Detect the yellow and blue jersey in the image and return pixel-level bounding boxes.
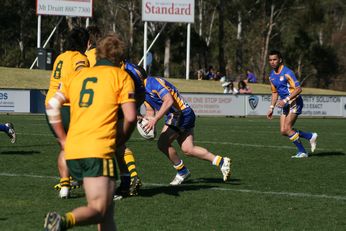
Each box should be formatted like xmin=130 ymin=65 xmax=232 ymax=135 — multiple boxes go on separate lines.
xmin=269 ymin=65 xmax=301 ymax=100
xmin=269 ymin=65 xmax=303 ymax=115
xmin=144 ymin=77 xmax=195 ymax=131
xmin=144 ymin=77 xmax=190 ymax=113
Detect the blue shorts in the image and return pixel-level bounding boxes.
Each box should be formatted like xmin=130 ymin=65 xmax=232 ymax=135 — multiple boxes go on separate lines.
xmin=282 ymin=96 xmax=303 ymax=115
xmin=165 ymin=107 xmax=195 ymax=132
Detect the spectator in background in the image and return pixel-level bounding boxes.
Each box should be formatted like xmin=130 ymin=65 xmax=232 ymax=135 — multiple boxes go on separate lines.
xmin=197 ymin=69 xmax=204 ymax=80
xmin=246 ymin=69 xmax=257 ymax=83
xmin=206 ymin=66 xmax=216 ymax=80
xmin=238 ymin=80 xmax=253 ymax=94
xmin=220 ymin=77 xmax=238 ymax=94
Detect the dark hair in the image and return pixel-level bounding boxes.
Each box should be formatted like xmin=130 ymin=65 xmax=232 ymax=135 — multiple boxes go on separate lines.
xmin=87 ymin=25 xmax=102 ymax=48
xmin=65 ymin=27 xmax=89 ymax=53
xmin=238 ymin=80 xmax=247 ymax=89
xmin=269 ymin=50 xmax=283 ymax=61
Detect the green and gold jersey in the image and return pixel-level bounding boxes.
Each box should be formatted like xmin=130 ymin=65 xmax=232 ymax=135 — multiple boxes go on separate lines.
xmin=85 ymin=48 xmax=96 ymax=67
xmin=60 ymin=59 xmax=135 ymax=160
xmin=45 ymin=51 xmax=89 ymax=105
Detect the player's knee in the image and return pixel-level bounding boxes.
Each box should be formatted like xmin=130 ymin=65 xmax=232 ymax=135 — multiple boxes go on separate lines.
xmin=280 ymin=128 xmax=290 ymax=136
xmin=181 ymin=147 xmax=194 ymax=156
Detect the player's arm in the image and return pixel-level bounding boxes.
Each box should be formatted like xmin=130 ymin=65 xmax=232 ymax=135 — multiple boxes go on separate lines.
xmin=277 ymin=86 xmax=302 ymax=108
xmin=267 ymin=83 xmax=277 ymax=120
xmin=117 ymin=102 xmax=137 ymax=147
xmin=277 ymin=73 xmax=302 ymax=108
xmin=46 ymin=92 xmax=67 ymax=149
xmin=145 ymin=93 xmax=173 ymax=132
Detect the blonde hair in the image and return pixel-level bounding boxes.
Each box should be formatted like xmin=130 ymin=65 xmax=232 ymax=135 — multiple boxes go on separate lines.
xmin=96 ymin=33 xmax=125 ymax=66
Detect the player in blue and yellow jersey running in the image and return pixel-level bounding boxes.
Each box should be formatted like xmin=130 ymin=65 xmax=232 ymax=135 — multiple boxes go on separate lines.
xmin=142 ymin=76 xmax=232 ymax=185
xmin=267 ymin=50 xmax=318 ymax=158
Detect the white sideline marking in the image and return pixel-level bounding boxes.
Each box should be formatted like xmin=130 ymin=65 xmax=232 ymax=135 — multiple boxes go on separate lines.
xmin=16 ymin=133 xmax=335 ymax=151
xmin=1 ymin=172 xmax=346 ymax=201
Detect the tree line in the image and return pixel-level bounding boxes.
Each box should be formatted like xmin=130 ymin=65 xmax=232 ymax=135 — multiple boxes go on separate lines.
xmin=0 ymin=0 xmax=345 ymax=90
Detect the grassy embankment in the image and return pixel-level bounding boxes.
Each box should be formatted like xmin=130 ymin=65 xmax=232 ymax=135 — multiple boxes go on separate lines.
xmin=0 ymin=66 xmax=345 ymax=95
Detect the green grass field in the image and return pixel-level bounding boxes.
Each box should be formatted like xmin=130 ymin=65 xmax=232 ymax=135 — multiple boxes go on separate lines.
xmin=0 ymin=114 xmax=346 ymax=230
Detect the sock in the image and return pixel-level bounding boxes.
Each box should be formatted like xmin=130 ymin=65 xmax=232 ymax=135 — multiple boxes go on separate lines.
xmin=61 ymin=212 xmax=76 ymax=229
xmin=124 ymin=149 xmax=138 ymax=178
xmin=124 ymin=148 xmax=138 ymax=178
xmin=289 ymin=132 xmax=306 ymax=153
xmin=173 ymin=160 xmax=189 ymax=175
xmin=296 ymin=129 xmax=313 ymax=140
xmin=0 ymin=124 xmax=8 ymax=132
xmin=212 ymin=155 xmax=224 ymax=167
xmin=60 ymin=177 xmax=70 ymax=188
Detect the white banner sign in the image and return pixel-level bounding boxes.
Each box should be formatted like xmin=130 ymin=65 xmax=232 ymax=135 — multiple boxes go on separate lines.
xmin=180 ymin=94 xmax=345 ymax=117
xmin=183 ymin=94 xmax=245 ymax=116
xmin=342 ymin=97 xmax=346 ymax=118
xmin=245 ymin=95 xmax=344 ymax=117
xmin=36 ymin=0 xmax=93 ymax=17
xmin=142 ymin=0 xmax=195 ymax=23
xmin=0 ymin=90 xmax=30 ymax=113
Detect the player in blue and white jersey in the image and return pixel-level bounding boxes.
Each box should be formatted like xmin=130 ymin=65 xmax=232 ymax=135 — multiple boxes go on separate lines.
xmin=267 ymin=50 xmax=318 ymax=158
xmin=142 ymin=76 xmax=232 ymax=185
xmin=0 ymin=123 xmax=16 ymax=143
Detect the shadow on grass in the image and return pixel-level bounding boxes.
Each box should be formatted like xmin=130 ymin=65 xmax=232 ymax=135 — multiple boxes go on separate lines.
xmin=139 ymin=184 xmax=216 ymax=197
xmin=139 ymin=178 xmax=240 ymax=197
xmin=310 ymin=151 xmax=345 ymax=157
xmin=0 ymin=150 xmax=40 ymax=155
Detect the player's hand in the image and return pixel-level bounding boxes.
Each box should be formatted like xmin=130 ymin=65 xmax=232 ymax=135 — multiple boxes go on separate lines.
xmin=276 ymin=100 xmax=286 ymax=108
xmin=143 ymin=116 xmax=157 ymax=133
xmin=267 ymin=109 xmax=273 ymax=120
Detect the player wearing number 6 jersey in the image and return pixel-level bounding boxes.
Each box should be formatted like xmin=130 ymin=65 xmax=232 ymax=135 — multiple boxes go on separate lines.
xmin=45 ymin=27 xmax=90 ymax=198
xmin=142 ymin=76 xmax=232 ymax=185
xmin=267 ymin=50 xmax=318 ymax=158
xmin=44 ymin=33 xmax=137 ymax=231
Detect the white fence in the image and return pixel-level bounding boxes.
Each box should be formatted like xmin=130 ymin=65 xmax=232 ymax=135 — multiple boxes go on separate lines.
xmin=0 ymin=89 xmax=345 ymax=117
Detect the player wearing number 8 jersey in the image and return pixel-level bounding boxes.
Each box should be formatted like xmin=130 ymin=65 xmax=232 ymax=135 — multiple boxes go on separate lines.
xmin=45 ymin=27 xmax=90 ymax=198
xmin=44 ymin=33 xmax=137 ymax=231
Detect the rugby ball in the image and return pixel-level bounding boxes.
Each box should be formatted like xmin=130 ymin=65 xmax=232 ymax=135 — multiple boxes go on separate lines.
xmin=137 ymin=118 xmax=156 ymax=140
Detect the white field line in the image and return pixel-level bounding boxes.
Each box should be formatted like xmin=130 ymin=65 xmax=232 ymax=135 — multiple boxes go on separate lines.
xmin=15 ymin=133 xmax=336 ymax=151
xmin=1 ymin=172 xmax=346 ymax=201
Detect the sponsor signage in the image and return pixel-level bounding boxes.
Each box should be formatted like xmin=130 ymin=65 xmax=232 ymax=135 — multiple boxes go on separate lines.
xmin=142 ymin=0 xmax=195 ymax=23
xmin=246 ymin=95 xmax=344 ymax=117
xmin=0 ymin=90 xmax=30 ymax=113
xmin=182 ymin=94 xmax=246 ymax=116
xmin=36 ymin=0 xmax=93 ymax=17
